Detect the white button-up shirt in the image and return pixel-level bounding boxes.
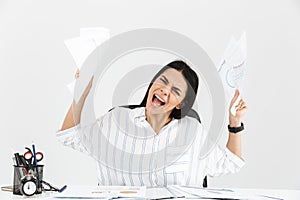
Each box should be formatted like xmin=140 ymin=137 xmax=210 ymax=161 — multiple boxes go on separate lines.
xmin=57 ymin=107 xmax=244 ymax=186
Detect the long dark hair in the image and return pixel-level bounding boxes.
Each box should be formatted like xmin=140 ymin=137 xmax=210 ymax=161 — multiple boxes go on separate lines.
xmin=140 ymin=60 xmax=199 ymax=119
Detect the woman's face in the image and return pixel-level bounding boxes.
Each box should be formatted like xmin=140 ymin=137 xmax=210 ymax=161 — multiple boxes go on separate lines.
xmin=146 ymin=68 xmax=188 ymax=116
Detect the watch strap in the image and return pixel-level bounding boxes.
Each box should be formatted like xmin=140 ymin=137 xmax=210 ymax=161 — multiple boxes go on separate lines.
xmin=228 ymin=122 xmax=244 ymax=133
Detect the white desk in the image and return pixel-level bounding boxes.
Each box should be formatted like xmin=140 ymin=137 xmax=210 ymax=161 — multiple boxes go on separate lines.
xmin=1 ymin=186 xmax=300 ymax=199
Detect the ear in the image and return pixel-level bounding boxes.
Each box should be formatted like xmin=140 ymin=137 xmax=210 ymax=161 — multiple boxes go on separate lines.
xmin=176 ymin=101 xmax=185 ymax=109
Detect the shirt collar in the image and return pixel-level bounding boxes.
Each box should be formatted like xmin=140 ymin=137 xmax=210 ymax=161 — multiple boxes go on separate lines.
xmin=129 ymin=106 xmax=179 ymax=130
xmin=130 ymin=107 xmax=147 ymax=123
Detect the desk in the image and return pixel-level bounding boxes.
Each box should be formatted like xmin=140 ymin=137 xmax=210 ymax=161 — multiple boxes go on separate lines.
xmin=1 ymin=186 xmax=300 ymax=199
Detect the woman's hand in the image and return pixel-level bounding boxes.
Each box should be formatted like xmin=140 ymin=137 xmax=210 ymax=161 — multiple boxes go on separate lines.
xmin=229 ymin=90 xmax=248 ymax=127
xmin=75 ymin=68 xmax=80 ymax=79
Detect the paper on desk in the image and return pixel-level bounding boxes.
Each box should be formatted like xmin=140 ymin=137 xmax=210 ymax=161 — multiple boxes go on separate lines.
xmin=168 ymin=185 xmax=242 ymax=199
xmin=217 ymin=32 xmax=247 ymax=116
xmin=53 ymin=186 xmax=112 ymax=199
xmin=145 ymin=186 xmax=184 ymax=199
xmin=53 ymin=185 xmax=146 ymax=199
xmin=65 ymin=27 xmax=110 ymax=102
xmin=168 ymin=185 xmax=283 ymax=200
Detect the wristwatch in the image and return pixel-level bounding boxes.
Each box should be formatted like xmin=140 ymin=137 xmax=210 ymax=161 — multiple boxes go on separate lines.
xmin=228 ymin=122 xmax=244 ymax=133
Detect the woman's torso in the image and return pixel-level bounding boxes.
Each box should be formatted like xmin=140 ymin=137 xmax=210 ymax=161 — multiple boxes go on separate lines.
xmin=94 ymin=107 xmax=207 ymax=186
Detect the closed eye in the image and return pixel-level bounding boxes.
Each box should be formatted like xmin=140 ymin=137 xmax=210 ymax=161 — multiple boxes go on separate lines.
xmin=160 ymin=77 xmax=166 ymax=84
xmin=172 ymin=87 xmax=181 ymax=96
xmin=160 ymin=75 xmax=169 ymax=85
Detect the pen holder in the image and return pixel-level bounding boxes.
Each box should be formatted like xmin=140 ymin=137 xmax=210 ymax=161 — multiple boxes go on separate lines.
xmin=13 ymin=165 xmax=44 ymax=196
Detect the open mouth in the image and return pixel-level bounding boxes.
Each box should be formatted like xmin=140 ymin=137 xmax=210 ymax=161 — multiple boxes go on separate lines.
xmin=152 ymin=94 xmax=166 ymax=107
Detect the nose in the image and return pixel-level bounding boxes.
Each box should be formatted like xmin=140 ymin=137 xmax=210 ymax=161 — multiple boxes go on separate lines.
xmin=160 ymin=86 xmax=170 ymax=96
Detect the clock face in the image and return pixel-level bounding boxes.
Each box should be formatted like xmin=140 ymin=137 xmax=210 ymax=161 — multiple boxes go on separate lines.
xmin=22 ymin=180 xmax=37 ymax=196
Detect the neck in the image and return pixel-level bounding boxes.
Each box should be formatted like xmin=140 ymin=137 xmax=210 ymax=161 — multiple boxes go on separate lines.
xmin=146 ymin=110 xmax=172 ymax=134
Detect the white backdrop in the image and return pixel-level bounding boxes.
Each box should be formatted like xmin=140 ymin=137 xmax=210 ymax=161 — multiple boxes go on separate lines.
xmin=0 ymin=0 xmax=300 ymax=190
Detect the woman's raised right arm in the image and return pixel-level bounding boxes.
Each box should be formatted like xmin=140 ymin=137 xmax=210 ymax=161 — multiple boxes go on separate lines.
xmin=60 ymin=74 xmax=93 ymax=131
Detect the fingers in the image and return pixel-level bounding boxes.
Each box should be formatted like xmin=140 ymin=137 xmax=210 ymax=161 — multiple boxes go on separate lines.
xmin=236 ymin=99 xmax=248 ymax=111
xmin=75 ymin=69 xmax=80 ymax=79
xmin=230 ymin=89 xmax=240 ymax=105
xmin=236 ymin=99 xmax=243 ymax=108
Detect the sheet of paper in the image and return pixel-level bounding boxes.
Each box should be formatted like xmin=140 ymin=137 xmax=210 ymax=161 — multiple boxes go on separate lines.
xmin=217 ymin=32 xmax=247 ymax=116
xmin=173 ymin=185 xmax=245 ymax=199
xmin=80 ymin=27 xmax=110 ymax=47
xmin=145 ymin=186 xmax=182 ymax=199
xmin=64 ymin=27 xmax=110 ymax=102
xmin=53 ymin=186 xmax=113 ymax=199
xmin=64 ymin=27 xmax=110 ymax=70
xmin=106 ymin=185 xmax=146 ymax=198
xmin=67 ymin=79 xmax=76 ymax=97
xmin=168 ymin=185 xmax=283 ymax=200
xmin=53 ymin=185 xmax=146 ymax=199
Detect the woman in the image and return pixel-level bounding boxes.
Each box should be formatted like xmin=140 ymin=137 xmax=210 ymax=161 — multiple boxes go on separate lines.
xmin=57 ymin=60 xmax=247 ymax=186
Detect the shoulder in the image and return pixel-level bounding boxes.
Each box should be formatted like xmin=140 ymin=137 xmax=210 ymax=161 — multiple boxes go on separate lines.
xmin=108 ymin=106 xmax=144 ymax=115
xmin=176 ymin=115 xmax=204 ymax=133
xmin=181 ymin=115 xmax=202 ymax=125
xmin=104 ymin=106 xmax=145 ymax=123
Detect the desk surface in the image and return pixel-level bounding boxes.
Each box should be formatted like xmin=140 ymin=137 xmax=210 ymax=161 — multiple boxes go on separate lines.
xmin=1 ymin=186 xmax=300 ymax=199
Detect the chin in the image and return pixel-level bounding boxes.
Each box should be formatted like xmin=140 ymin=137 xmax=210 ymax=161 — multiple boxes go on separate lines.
xmin=147 ymin=105 xmax=172 ymax=116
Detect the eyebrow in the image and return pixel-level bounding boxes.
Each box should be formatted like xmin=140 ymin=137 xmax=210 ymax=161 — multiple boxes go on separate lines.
xmin=161 ymin=75 xmax=182 ymax=94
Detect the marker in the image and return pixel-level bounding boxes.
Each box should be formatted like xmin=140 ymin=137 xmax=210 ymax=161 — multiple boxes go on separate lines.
xmin=58 ymin=185 xmax=67 ymax=193
xmin=14 ymin=153 xmax=21 ymax=166
xmin=32 ymin=144 xmax=41 ymax=193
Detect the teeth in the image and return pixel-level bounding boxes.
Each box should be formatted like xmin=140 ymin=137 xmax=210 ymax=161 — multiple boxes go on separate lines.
xmin=155 ymin=94 xmax=165 ymax=103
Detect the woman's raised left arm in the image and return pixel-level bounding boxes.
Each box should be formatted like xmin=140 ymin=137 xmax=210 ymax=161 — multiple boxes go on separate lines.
xmin=226 ymin=90 xmax=248 ymax=158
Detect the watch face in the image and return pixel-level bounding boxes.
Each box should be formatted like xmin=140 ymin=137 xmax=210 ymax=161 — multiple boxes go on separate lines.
xmin=22 ymin=180 xmax=37 ymax=196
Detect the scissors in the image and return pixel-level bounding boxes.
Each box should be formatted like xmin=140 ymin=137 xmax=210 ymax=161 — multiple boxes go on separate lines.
xmin=23 ymin=147 xmax=43 ymax=169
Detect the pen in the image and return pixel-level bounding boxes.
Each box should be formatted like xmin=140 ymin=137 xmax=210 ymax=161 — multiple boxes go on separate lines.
xmin=32 ymin=143 xmax=41 ymax=192
xmin=58 ymin=185 xmax=67 ymax=193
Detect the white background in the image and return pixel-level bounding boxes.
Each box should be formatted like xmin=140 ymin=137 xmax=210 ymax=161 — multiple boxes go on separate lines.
xmin=0 ymin=0 xmax=300 ymax=190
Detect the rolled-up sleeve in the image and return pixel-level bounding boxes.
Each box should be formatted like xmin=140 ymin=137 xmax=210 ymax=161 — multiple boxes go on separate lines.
xmin=205 ymin=144 xmax=245 ymax=177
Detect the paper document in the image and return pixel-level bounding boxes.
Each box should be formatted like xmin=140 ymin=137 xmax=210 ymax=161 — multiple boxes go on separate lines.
xmin=66 ymin=79 xmax=76 ymax=97
xmin=167 ymin=185 xmax=283 ymax=200
xmin=64 ymin=27 xmax=110 ymax=101
xmin=53 ymin=185 xmax=146 ymax=199
xmin=217 ymin=32 xmax=247 ymax=116
xmin=52 ymin=185 xmax=284 ymax=200
xmin=64 ymin=27 xmax=110 ymax=70
xmin=146 ymin=186 xmax=184 ymax=199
